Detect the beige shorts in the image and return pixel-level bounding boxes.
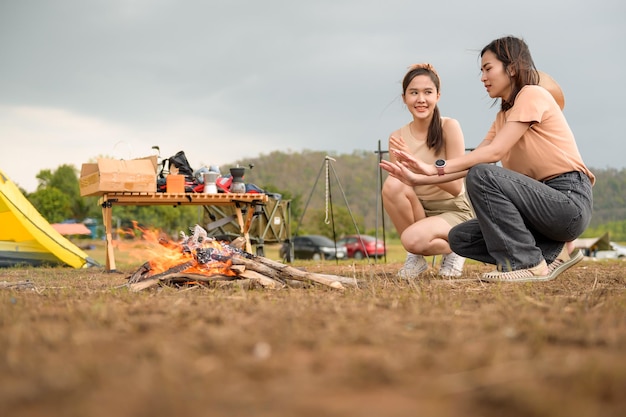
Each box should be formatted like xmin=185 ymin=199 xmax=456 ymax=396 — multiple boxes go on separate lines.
xmin=420 ymin=193 xmax=475 ymax=227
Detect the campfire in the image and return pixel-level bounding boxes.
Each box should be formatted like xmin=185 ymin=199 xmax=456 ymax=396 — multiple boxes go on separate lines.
xmin=126 ymin=225 xmax=357 ymax=291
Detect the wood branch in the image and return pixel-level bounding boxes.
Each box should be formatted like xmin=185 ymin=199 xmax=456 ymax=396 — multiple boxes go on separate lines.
xmin=128 ymin=278 xmax=161 ymax=292
xmin=315 ymin=273 xmax=360 ymax=287
xmin=0 ymin=281 xmax=37 ymax=290
xmin=230 ymin=265 xmax=245 ymax=274
xmin=250 ymin=255 xmax=359 ymax=288
xmin=127 ymin=261 xmax=195 ymax=291
xmin=162 ymin=273 xmax=238 ymax=282
xmin=126 ymin=240 xmax=358 ymax=292
xmin=215 ymin=278 xmax=256 ymax=290
xmin=229 ymin=237 xmax=247 ymax=250
xmin=127 ymin=262 xmax=151 ymax=284
xmin=227 ymin=257 xmax=287 ymax=285
xmin=238 ymin=270 xmax=285 ymax=289
xmin=127 ymin=261 xmax=194 ymax=284
xmin=128 ymin=271 xmax=237 ymax=292
xmin=229 ymin=256 xmax=346 ymax=290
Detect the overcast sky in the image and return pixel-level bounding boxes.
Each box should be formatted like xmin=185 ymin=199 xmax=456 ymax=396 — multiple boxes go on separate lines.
xmin=1 ymin=0 xmax=624 ymax=192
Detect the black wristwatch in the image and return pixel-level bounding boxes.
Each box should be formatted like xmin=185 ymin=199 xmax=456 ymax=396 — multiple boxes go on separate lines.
xmin=435 ymin=159 xmax=446 ymax=176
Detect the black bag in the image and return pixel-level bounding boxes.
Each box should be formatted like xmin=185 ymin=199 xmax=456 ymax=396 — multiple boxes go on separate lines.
xmin=167 ymin=151 xmax=195 ymax=180
xmin=158 ymin=151 xmax=195 ymax=181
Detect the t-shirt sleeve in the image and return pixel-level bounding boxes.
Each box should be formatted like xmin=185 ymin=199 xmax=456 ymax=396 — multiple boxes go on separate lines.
xmin=506 ymin=86 xmax=550 ymax=124
xmin=483 ymin=120 xmax=497 ymax=141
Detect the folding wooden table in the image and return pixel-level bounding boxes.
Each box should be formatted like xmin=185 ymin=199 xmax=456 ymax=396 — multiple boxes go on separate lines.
xmin=99 ymin=192 xmax=268 ymax=271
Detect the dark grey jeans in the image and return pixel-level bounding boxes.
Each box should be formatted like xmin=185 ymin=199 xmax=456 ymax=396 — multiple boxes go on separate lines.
xmin=449 ymin=164 xmax=593 ymax=271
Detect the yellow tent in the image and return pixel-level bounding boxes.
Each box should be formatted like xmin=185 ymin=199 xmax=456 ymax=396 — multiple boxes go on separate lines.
xmin=0 ymin=169 xmax=98 ymax=268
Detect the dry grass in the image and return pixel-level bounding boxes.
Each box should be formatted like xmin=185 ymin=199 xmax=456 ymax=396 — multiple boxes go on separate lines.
xmin=1 ymin=241 xmax=625 ymax=417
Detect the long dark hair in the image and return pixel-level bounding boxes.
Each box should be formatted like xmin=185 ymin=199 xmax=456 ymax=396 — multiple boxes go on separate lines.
xmin=481 ymin=36 xmax=539 ymax=111
xmin=402 ymin=64 xmax=444 ymax=155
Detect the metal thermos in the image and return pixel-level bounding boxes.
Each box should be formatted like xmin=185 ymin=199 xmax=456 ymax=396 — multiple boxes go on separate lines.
xmin=202 ymin=172 xmax=219 ymax=194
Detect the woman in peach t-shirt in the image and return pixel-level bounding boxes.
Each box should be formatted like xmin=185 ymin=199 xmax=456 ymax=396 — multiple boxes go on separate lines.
xmin=380 ymin=36 xmax=594 ymax=282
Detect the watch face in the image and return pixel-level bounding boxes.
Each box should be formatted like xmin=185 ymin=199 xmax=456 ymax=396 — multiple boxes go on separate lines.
xmin=435 ymin=159 xmax=446 ymax=167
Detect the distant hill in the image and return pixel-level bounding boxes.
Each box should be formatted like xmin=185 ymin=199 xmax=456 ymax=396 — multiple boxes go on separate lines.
xmin=588 ymin=167 xmax=626 ymax=226
xmin=220 ymin=149 xmax=626 ymax=233
xmin=229 ymin=149 xmax=384 ymax=234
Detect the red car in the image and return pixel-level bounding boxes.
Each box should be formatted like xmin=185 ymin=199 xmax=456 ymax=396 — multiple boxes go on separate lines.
xmin=336 ymin=235 xmax=386 ymax=259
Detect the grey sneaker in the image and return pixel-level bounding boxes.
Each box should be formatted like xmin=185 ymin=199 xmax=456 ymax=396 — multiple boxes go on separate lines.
xmin=398 ymin=253 xmax=427 ymax=279
xmin=438 ymin=252 xmax=465 ymax=277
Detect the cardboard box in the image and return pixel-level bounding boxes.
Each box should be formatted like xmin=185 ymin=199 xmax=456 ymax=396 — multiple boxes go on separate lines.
xmin=80 ymin=156 xmax=158 ymax=197
xmin=166 ymin=175 xmax=185 ymax=193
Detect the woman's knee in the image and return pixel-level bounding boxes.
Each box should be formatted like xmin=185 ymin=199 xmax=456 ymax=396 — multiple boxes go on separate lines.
xmin=466 ymin=164 xmax=502 ymax=198
xmin=466 ymin=164 xmax=491 ymax=186
xmin=448 ymin=225 xmax=462 ymax=252
xmin=400 ymin=230 xmax=431 ymax=253
xmin=448 ymin=220 xmax=479 ymax=251
xmin=382 ymin=177 xmax=404 ymax=200
xmin=383 ymin=178 xmax=417 ymax=207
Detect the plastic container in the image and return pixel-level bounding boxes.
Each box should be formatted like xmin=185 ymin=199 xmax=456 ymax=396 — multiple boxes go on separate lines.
xmin=166 ymin=175 xmax=185 ymax=193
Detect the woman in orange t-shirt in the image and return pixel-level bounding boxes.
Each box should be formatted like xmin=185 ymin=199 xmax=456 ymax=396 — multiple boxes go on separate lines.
xmin=380 ymin=36 xmax=594 ymax=282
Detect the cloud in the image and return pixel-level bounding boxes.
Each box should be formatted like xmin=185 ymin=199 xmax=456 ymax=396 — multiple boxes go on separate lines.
xmin=0 ymin=0 xmax=625 ymax=192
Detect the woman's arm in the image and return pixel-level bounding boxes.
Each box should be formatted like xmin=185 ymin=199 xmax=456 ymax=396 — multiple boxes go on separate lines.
xmin=392 ymin=120 xmax=531 ymax=177
xmin=380 ymin=159 xmax=468 ymax=185
xmin=434 ymin=118 xmax=466 ymax=196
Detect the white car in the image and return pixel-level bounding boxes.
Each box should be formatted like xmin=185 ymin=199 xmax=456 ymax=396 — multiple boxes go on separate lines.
xmin=610 ymin=242 xmax=626 ymax=258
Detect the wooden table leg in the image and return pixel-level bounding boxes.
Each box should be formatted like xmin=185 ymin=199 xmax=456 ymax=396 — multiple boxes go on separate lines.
xmin=233 ymin=204 xmax=252 ymax=253
xmin=243 ymin=204 xmax=256 ymax=253
xmin=102 ymin=202 xmax=117 ymax=272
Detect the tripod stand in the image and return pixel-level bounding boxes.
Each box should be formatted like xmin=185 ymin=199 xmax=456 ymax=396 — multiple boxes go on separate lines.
xmin=374 ymin=140 xmax=388 ymax=263
xmin=289 ymin=156 xmax=364 ymax=263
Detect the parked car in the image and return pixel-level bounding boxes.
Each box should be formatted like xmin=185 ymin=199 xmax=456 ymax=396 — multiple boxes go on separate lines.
xmin=610 ymin=242 xmax=626 ymax=258
xmin=336 ymin=234 xmax=386 ymax=259
xmin=280 ymin=235 xmax=348 ymax=261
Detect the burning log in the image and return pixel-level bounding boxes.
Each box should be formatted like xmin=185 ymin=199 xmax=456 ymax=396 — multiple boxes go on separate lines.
xmin=125 ymin=224 xmax=358 ymax=292
xmin=129 ymin=271 xmax=238 ymax=292
xmin=128 ymin=253 xmax=354 ymax=291
xmin=237 ymin=270 xmax=285 ymax=289
xmin=225 ymin=255 xmax=350 ymax=290
xmin=128 ymin=261 xmax=194 ymax=284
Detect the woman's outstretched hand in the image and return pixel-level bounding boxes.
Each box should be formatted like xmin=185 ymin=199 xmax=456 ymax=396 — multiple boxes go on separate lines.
xmin=390 ymin=149 xmax=436 ymax=176
xmin=380 ymin=159 xmax=432 ymax=186
xmin=383 ymin=136 xmax=438 ymax=185
xmin=389 ymin=136 xmax=411 ymax=156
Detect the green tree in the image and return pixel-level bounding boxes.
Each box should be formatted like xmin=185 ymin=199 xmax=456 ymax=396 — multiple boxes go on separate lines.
xmin=30 ymin=164 xmax=100 ymax=222
xmin=113 ymin=205 xmax=202 ymax=238
xmin=307 ymin=206 xmax=364 ymax=239
xmin=583 ymin=220 xmax=626 ymax=242
xmin=27 ymin=187 xmax=73 ymax=223
xmin=18 ymin=153 xmax=626 ymax=243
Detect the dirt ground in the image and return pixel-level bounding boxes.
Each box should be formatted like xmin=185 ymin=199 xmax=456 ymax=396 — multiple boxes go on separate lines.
xmin=1 ymin=255 xmax=625 ymax=417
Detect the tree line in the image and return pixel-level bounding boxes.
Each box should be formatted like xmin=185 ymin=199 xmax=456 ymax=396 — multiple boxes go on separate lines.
xmin=20 ymin=151 xmax=626 ymax=242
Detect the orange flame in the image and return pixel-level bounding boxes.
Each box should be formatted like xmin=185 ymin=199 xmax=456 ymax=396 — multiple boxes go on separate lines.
xmin=118 ymin=222 xmax=237 ymax=277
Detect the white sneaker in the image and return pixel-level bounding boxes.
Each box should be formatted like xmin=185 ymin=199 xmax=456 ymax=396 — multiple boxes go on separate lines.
xmin=398 ymin=253 xmax=427 ymax=279
xmin=438 ymin=252 xmax=465 ymax=277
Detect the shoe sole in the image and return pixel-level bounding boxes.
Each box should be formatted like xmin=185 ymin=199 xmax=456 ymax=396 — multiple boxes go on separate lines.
xmin=397 ymin=267 xmax=428 ymax=280
xmin=481 ymin=249 xmax=583 ymax=283
xmin=544 ymin=249 xmax=583 ymax=281
xmin=438 ymin=272 xmax=463 ymax=278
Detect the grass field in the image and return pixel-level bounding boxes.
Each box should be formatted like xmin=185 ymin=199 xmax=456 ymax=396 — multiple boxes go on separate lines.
xmin=1 ymin=239 xmax=625 ymax=417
